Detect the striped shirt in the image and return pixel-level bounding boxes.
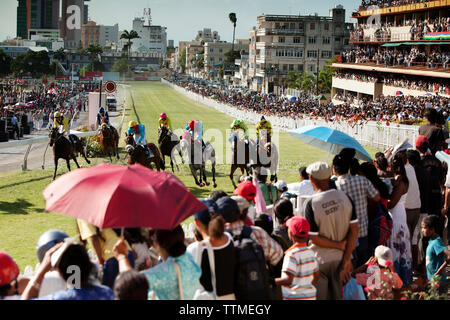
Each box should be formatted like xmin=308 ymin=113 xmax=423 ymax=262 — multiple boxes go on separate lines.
xmin=335 ymin=174 xmax=378 ymax=238
xmin=226 ymin=220 xmax=283 ymax=266
xmin=281 ymin=243 xmax=318 ymax=300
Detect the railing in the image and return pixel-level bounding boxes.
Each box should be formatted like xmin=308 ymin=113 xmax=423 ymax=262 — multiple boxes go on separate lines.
xmin=257 ymin=28 xmax=305 ymax=36
xmin=0 ymin=84 xmax=128 ymax=171
xmin=162 ymin=79 xmax=419 ymax=150
xmin=353 ymin=0 xmax=450 ymax=17
xmin=350 ymin=32 xmax=425 ymax=43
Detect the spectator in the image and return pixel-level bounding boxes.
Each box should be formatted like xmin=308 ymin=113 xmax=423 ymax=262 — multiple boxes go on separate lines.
xmin=287 ymin=167 xmax=315 ymax=197
xmin=0 ymin=252 xmax=29 ymax=300
xmin=113 ymin=270 xmax=149 ymax=300
xmin=22 ymin=240 xmax=114 ymax=300
xmin=333 ymin=151 xmax=380 ymax=268
xmin=272 ymin=199 xmax=294 ymax=251
xmin=114 ymin=226 xmax=201 ymax=300
xmin=187 ymin=199 xmax=236 ymax=300
xmin=419 ymin=108 xmax=445 ymax=155
xmin=209 ymin=190 xmax=228 ymax=201
xmin=232 ymin=180 xmax=257 ymax=225
xmin=275 ymin=216 xmax=319 ymax=300
xmin=304 ymin=161 xmax=359 ymax=300
xmin=255 ymin=167 xmax=279 ymax=206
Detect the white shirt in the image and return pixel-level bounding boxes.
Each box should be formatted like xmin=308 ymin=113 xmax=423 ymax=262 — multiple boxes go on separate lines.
xmin=287 ymin=180 xmax=315 ymax=197
xmin=404 ymin=163 xmax=421 ymax=210
xmin=38 ymin=271 xmax=67 ymax=298
xmin=445 ymin=168 xmax=450 ymax=188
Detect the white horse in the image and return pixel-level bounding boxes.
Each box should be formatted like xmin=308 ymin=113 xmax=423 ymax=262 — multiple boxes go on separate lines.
xmin=180 ymin=131 xmax=217 ymax=188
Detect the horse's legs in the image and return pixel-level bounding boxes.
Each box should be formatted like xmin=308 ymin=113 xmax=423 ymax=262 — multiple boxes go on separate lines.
xmin=190 ymin=165 xmax=202 ymax=187
xmin=229 ymin=165 xmax=238 ymax=189
xmin=211 ymin=162 xmax=217 ymax=188
xmin=53 ymin=158 xmax=59 ymax=180
xmin=66 ymin=159 xmax=71 ymax=172
xmin=202 ymin=164 xmax=209 ymax=186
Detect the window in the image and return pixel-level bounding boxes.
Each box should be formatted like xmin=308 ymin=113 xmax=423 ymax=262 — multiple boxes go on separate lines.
xmin=293 ymin=37 xmax=302 ymax=43
xmin=209 ymin=48 xmax=214 ymax=53
xmin=335 ymin=37 xmax=341 ymax=42
xmin=210 ymin=57 xmax=214 ymax=61
xmin=289 ymin=64 xmax=294 ymax=71
xmin=324 ymin=23 xmax=329 ymax=31
xmin=309 ymin=64 xmax=315 ymax=72
xmin=308 ymin=36 xmax=316 ymax=44
xmin=297 ymin=65 xmax=304 ymax=72
xmin=219 ymin=48 xmax=223 ymax=53
xmin=219 ymin=58 xmax=222 ymax=61
xmin=310 ymin=23 xmax=315 ymax=30
xmin=321 ymin=51 xmax=332 ymax=58
xmin=323 ymin=37 xmax=331 ymax=44
xmin=307 ymin=50 xmax=317 ymax=58
xmin=279 ymin=37 xmax=285 ymax=43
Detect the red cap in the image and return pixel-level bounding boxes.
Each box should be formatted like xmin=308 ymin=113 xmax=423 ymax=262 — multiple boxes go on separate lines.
xmin=0 ymin=252 xmax=19 ymax=286
xmin=415 ymin=135 xmax=429 ymax=148
xmin=286 ymin=216 xmax=310 ymax=238
xmin=233 ymin=181 xmax=256 ymax=202
xmin=188 ymin=120 xmax=195 ymax=130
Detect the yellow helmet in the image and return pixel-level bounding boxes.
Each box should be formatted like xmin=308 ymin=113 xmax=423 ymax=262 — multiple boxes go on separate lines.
xmin=129 ymin=120 xmax=138 ymax=128
xmin=54 ymin=111 xmax=61 ymax=118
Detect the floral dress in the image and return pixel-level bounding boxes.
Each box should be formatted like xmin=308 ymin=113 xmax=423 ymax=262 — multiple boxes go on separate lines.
xmin=387 ymin=194 xmax=413 ymax=287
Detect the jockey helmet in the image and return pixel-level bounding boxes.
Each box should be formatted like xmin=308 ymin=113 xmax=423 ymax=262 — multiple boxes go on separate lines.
xmin=0 ymin=252 xmax=19 ymax=286
xmin=129 ymin=120 xmax=138 ymax=128
xmin=232 ymin=119 xmax=239 ymax=127
xmin=54 ymin=111 xmax=61 ymax=118
xmin=188 ymin=120 xmax=196 ymax=130
xmin=36 ymin=230 xmax=69 ymax=263
xmin=99 ymin=107 xmax=105 ymax=114
xmin=160 ymin=112 xmax=167 ymax=119
xmin=260 ymin=116 xmax=265 ymax=121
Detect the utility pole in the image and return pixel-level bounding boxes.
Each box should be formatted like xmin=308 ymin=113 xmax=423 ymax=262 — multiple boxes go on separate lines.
xmin=316 ymin=47 xmax=320 ymax=96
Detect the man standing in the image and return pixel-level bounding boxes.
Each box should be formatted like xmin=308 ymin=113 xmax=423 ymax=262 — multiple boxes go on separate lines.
xmin=333 ymin=152 xmax=380 ymax=268
xmin=287 ymin=166 xmax=315 ymax=197
xmin=303 ymin=162 xmax=358 ymax=300
xmin=10 ymin=114 xmax=20 ymax=140
xmin=419 ymin=108 xmax=445 ymax=155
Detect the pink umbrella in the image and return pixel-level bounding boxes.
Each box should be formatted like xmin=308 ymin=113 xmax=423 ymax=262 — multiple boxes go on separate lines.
xmin=43 ymin=163 xmax=206 ymax=229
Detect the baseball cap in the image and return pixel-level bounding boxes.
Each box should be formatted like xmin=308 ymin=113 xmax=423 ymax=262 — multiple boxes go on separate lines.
xmin=216 ymin=197 xmax=240 ymax=222
xmin=231 ymin=196 xmax=250 ymax=213
xmin=374 ymin=245 xmax=394 ymax=267
xmin=286 ymin=216 xmax=310 ymax=238
xmin=275 ymin=180 xmax=287 ymax=191
xmin=233 ymin=181 xmax=256 ymax=202
xmin=194 ymin=199 xmax=218 ymax=226
xmin=415 ymin=135 xmax=429 ymax=148
xmin=306 ymin=162 xmax=332 ymax=180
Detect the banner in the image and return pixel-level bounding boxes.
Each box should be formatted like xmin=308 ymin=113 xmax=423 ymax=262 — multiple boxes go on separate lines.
xmin=424 ymin=32 xmax=450 ymax=40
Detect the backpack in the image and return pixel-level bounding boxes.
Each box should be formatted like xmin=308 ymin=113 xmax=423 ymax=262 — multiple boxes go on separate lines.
xmin=368 ymin=202 xmax=393 ymax=253
xmin=228 ymin=226 xmax=273 ymax=300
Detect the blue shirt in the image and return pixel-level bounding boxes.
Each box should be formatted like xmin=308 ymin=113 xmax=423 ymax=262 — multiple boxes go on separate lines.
xmin=38 ymin=285 xmax=114 ymax=300
xmin=426 ymin=236 xmax=447 ymax=282
xmin=141 ymin=251 xmax=201 ymax=300
xmin=127 ymin=124 xmax=146 ymax=144
xmin=11 ymin=116 xmax=18 ymax=125
xmin=185 ymin=121 xmax=203 ymax=141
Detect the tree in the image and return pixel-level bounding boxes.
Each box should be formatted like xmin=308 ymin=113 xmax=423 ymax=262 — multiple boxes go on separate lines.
xmin=318 ymin=56 xmax=339 ymax=93
xmin=120 ymin=30 xmax=140 ymax=58
xmin=79 ymin=66 xmax=88 ymax=76
xmin=148 ymin=66 xmax=154 ymax=72
xmin=179 ymin=48 xmax=186 ymax=73
xmin=49 ymin=60 xmax=64 ymax=76
xmin=296 ymin=72 xmax=315 ymax=92
xmin=0 ymin=49 xmax=11 ymax=76
xmin=53 ymin=48 xmax=66 ymax=62
xmin=83 ymin=45 xmax=103 ymax=71
xmin=11 ymin=50 xmax=50 ymax=77
xmin=229 ymin=13 xmax=237 ymax=53
xmin=87 ymin=60 xmax=106 ymax=72
xmin=111 ymin=58 xmax=130 ymax=74
xmin=286 ymin=71 xmax=298 ymax=89
xmin=166 ymin=46 xmax=175 ymax=58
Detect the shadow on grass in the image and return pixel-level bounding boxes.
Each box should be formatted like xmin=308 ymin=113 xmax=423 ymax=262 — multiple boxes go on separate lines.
xmin=0 ymin=198 xmax=43 ymax=215
xmin=0 ymin=175 xmax=54 ymax=191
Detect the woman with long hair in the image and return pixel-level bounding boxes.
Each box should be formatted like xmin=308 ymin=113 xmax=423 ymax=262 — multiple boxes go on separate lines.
xmin=386 ymin=153 xmax=413 ymax=287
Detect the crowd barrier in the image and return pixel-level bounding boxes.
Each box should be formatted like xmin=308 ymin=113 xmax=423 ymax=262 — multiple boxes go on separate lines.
xmin=162 ymin=79 xmax=420 ymax=150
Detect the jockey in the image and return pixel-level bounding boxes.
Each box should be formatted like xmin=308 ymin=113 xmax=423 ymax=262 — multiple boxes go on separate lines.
xmin=158 ymin=112 xmax=172 ymax=132
xmin=53 ymin=111 xmax=70 ymax=134
xmin=229 ymin=119 xmax=249 ymax=144
xmin=128 ymin=120 xmax=152 ymax=157
xmin=97 ymin=107 xmax=110 ymax=127
xmin=185 ymin=120 xmax=205 ymax=149
xmin=256 ymin=115 xmax=272 ymax=145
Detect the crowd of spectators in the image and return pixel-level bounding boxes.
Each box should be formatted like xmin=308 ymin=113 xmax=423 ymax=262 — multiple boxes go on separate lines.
xmin=359 ymin=0 xmax=431 ymax=11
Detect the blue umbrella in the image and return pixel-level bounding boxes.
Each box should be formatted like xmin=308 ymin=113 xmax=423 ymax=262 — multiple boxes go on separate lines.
xmin=290 ymin=96 xmax=297 ymax=101
xmin=289 ymin=126 xmax=372 ymax=161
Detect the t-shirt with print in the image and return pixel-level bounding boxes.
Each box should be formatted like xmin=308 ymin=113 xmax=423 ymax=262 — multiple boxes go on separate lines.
xmin=426 ymin=236 xmax=448 ymax=282
xmin=38 ymin=285 xmax=114 ymax=300
xmin=281 ymin=242 xmax=319 ymax=300
xmin=304 ymin=189 xmax=358 ymax=264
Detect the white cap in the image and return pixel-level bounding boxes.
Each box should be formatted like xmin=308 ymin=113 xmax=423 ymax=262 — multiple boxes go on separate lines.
xmin=275 ymin=180 xmax=287 ymax=191
xmin=374 ymin=245 xmax=393 ymax=267
xmin=306 ymin=162 xmax=332 ymax=180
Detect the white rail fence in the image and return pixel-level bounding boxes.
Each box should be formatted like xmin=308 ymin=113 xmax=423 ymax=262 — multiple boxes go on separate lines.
xmin=162 ymin=79 xmax=419 ymax=151
xmin=0 ymin=84 xmax=128 ymax=171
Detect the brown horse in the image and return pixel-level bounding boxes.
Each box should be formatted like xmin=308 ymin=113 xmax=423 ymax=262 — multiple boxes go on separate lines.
xmin=158 ymin=126 xmax=184 ymax=172
xmin=49 ymin=127 xmax=90 ymax=180
xmin=229 ymin=137 xmax=254 ymax=189
xmin=124 ymin=134 xmax=164 ymax=171
xmin=99 ymin=123 xmax=120 ymax=163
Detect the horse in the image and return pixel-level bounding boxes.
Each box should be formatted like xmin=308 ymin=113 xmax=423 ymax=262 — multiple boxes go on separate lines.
xmin=229 ymin=135 xmax=255 ymax=189
xmin=99 ymin=122 xmax=120 ymax=163
xmin=158 ymin=126 xmax=184 ymax=172
xmin=251 ymin=141 xmax=279 ymax=183
xmin=124 ymin=134 xmax=164 ymax=171
xmin=180 ymin=131 xmax=217 ymax=188
xmin=49 ymin=126 xmax=91 ymax=180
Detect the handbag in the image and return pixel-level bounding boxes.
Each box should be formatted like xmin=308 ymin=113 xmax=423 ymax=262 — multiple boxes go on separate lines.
xmin=193 ymin=240 xmax=218 ymax=300
xmin=171 ymin=260 xmax=184 ymax=300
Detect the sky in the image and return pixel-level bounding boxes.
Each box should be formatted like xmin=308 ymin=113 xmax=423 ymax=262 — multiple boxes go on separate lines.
xmin=0 ymin=0 xmax=362 ymax=45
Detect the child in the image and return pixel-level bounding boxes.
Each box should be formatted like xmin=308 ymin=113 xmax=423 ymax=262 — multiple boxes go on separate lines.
xmin=421 ymin=215 xmax=450 ymax=294
xmin=354 ymin=245 xmax=403 ymax=300
xmin=275 ymin=216 xmax=319 ymax=300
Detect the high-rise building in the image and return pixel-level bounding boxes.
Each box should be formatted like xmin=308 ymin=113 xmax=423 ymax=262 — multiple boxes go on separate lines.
xmin=100 ymin=24 xmax=119 ymax=47
xmin=81 ymin=20 xmax=100 ymax=48
xmin=131 ymin=17 xmax=167 ymax=54
xmin=60 ymin=0 xmax=89 ymax=49
xmin=248 ymin=5 xmax=353 ymax=93
xmin=195 ymin=28 xmax=220 ymax=43
xmin=16 ymin=0 xmax=60 ymax=39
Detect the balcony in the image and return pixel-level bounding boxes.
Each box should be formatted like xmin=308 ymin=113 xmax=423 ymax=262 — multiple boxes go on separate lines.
xmin=350 ymin=28 xmax=425 ymax=43
xmin=352 ymin=0 xmax=450 ymax=18
xmin=256 ymin=28 xmax=305 ymax=37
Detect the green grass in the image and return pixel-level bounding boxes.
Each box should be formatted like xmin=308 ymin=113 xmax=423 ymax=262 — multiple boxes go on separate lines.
xmin=0 ymin=81 xmax=382 ymax=270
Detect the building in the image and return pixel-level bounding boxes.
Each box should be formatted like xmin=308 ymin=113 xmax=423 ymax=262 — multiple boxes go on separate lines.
xmin=168 ymin=39 xmax=174 ymax=47
xmin=131 ymin=17 xmax=167 ymax=54
xmin=185 ymin=42 xmax=204 ymax=77
xmin=331 ymin=0 xmax=450 ymax=101
xmin=234 ymin=53 xmax=250 ymax=87
xmin=16 ymin=0 xmax=60 ymax=39
xmin=28 ymin=28 xmax=60 ymax=40
xmin=249 ymin=5 xmax=353 ymax=93
xmin=81 ymin=20 xmax=100 ymax=48
xmin=203 ymin=40 xmax=250 ymax=80
xmin=195 ymin=28 xmax=220 ymax=43
xmin=25 ymin=34 xmax=64 ymax=51
xmin=60 ymin=0 xmax=90 ymax=49
xmin=101 ymin=51 xmax=163 ymax=72
xmin=0 ymin=45 xmax=49 ymax=59
xmin=100 ymin=24 xmax=119 ymax=48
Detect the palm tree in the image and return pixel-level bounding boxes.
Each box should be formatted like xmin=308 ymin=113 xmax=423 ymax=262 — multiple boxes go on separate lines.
xmin=120 ymin=30 xmax=140 ymax=58
xmin=229 ymin=13 xmax=237 ymax=53
xmin=83 ymin=45 xmax=103 ymax=71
